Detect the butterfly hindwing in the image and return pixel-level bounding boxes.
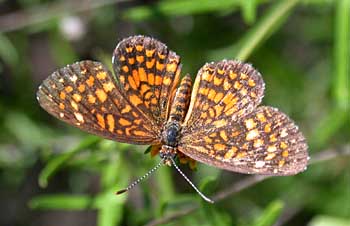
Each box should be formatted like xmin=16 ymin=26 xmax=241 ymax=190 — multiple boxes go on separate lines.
xmin=37 ymin=60 xmax=159 ymax=144
xmin=179 ymin=106 xmax=308 ymax=175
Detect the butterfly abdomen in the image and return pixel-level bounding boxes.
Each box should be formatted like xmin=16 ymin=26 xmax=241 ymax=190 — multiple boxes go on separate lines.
xmin=168 ymin=75 xmax=192 ymax=123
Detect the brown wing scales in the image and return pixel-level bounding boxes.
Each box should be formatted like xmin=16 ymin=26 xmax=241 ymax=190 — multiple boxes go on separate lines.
xmin=179 ymin=106 xmax=308 ymax=175
xmin=37 ymin=60 xmax=158 ymax=144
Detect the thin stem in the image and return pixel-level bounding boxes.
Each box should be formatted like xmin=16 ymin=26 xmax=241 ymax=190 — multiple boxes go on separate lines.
xmin=235 ymin=0 xmax=300 ymax=61
xmin=0 ymin=0 xmax=130 ymax=33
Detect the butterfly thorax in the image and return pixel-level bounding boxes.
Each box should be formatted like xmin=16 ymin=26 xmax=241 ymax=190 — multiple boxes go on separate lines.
xmin=162 ymin=122 xmax=181 ymax=147
xmin=160 ymin=121 xmax=181 ymax=166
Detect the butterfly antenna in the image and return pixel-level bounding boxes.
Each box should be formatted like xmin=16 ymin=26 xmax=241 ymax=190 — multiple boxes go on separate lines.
xmin=169 ymin=157 xmax=214 ymax=203
xmin=116 ymin=160 xmax=163 ymax=195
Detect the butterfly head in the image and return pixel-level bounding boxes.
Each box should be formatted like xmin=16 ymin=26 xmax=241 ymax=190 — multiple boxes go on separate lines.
xmin=159 ymin=145 xmax=177 ymax=166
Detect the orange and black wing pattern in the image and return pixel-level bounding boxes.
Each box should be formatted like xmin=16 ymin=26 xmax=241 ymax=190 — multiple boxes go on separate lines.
xmin=37 ymin=36 xmax=182 ymax=145
xmin=113 ymin=36 xmax=182 ymax=127
xmin=179 ymin=60 xmax=308 ymax=175
xmin=183 ymin=60 xmax=265 ymax=132
xmin=37 ymin=60 xmax=159 ymax=144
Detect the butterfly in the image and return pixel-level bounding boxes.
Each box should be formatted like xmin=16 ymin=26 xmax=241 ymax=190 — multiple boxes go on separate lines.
xmin=37 ymin=35 xmax=309 ymax=203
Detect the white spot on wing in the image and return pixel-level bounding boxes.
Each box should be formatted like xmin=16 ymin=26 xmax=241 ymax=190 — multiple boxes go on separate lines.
xmin=245 ymin=119 xmax=256 ymax=130
xmin=246 ymin=129 xmax=259 ymax=140
xmin=255 ymin=161 xmax=265 ymax=168
xmin=280 ymin=129 xmax=288 ymax=138
xmin=70 ymin=74 xmax=78 ymax=82
xmin=74 ymin=112 xmax=84 ymax=123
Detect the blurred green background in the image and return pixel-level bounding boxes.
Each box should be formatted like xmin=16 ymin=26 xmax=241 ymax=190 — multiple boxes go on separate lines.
xmin=0 ymin=0 xmax=349 ymax=226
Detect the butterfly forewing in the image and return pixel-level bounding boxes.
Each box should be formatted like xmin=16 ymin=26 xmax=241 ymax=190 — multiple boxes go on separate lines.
xmin=179 ymin=106 xmax=308 ymax=175
xmin=183 ymin=60 xmax=265 ymax=134
xmin=113 ymin=36 xmax=182 ymax=127
xmin=37 ymin=60 xmax=159 ymax=144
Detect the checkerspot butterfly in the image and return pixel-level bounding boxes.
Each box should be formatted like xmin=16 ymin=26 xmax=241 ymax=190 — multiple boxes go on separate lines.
xmin=37 ymin=36 xmax=308 ymax=203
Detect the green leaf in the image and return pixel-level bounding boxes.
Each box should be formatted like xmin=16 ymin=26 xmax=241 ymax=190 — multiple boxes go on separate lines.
xmin=29 ymin=194 xmax=94 ymax=210
xmin=144 ymin=145 xmax=152 ymax=154
xmin=98 ymin=204 xmax=124 ymax=226
xmin=96 ymin=189 xmax=127 ymax=226
xmin=308 ymin=215 xmax=350 ymax=226
xmin=97 ymin=147 xmax=129 ymax=226
xmin=38 ymin=136 xmax=101 ymax=188
xmin=251 ymin=200 xmax=284 ymax=226
xmin=0 ymin=34 xmax=19 ymax=66
xmin=333 ymin=0 xmax=349 ymax=110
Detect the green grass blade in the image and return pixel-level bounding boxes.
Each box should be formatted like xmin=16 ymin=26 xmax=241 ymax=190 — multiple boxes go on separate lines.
xmin=235 ymin=0 xmax=300 ymax=61
xmin=38 ymin=136 xmax=100 ymax=188
xmin=333 ymin=0 xmax=349 ymax=110
xmin=251 ymin=200 xmax=284 ymax=226
xmin=209 ymin=0 xmax=300 ymax=61
xmin=240 ymin=0 xmax=258 ymax=24
xmin=29 ymin=194 xmax=94 ymax=210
